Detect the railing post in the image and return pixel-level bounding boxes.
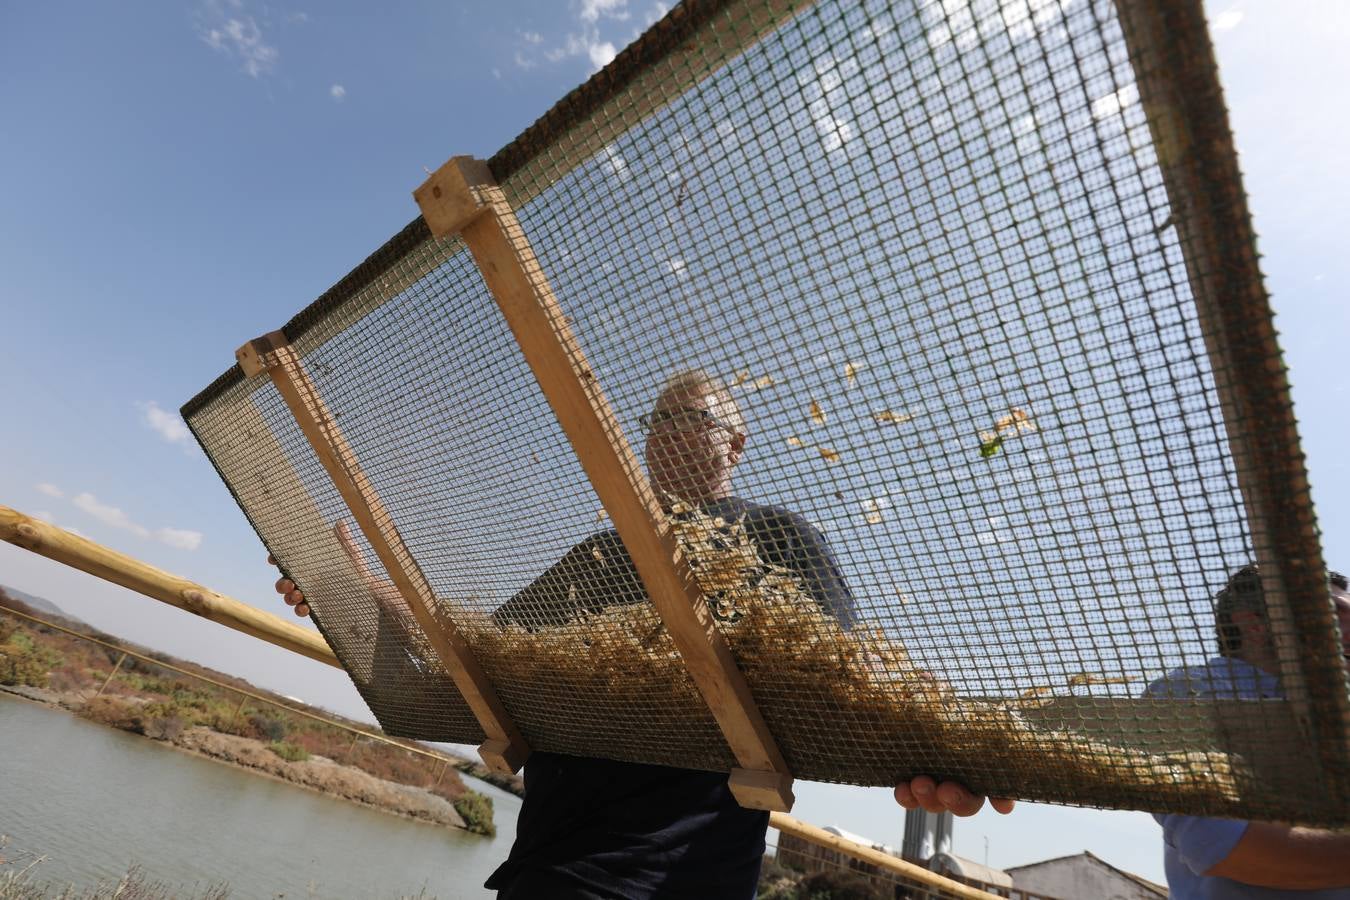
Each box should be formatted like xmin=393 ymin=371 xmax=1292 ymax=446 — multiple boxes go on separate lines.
xmin=94 ymin=651 xmax=128 ymax=697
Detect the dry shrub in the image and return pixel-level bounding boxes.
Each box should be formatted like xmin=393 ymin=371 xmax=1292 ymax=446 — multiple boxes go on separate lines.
xmin=143 ymin=715 xmax=185 ymax=742
xmin=77 ymin=696 xmax=138 ymax=730
xmin=46 ymin=662 xmax=92 ymax=694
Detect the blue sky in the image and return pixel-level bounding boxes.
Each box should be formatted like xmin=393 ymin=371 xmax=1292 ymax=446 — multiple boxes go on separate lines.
xmin=2 ymin=0 xmax=1348 ymax=886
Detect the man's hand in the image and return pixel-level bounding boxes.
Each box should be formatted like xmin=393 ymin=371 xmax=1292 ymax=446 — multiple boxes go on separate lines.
xmin=271 ymin=554 xmax=310 ymax=617
xmin=894 ymin=776 xmax=1015 ymax=817
xmin=269 ymin=522 xmax=417 ymax=630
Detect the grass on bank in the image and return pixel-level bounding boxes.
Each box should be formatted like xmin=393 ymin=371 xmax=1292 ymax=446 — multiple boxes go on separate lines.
xmin=0 ymin=593 xmax=503 ymax=835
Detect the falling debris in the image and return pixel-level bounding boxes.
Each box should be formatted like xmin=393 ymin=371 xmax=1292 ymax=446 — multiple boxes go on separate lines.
xmin=1021 ymin=685 xmax=1057 ymax=700
xmin=1068 ymin=673 xmax=1134 ymax=689
xmin=787 ymin=436 xmax=804 ymax=448
xmin=591 ymin=546 xmax=605 ymax=564
xmin=596 ymin=508 xmax=609 ymax=523
xmin=810 ymin=400 xmax=826 ymax=426
xmin=818 ymin=446 xmax=840 ymax=462
xmin=844 ymin=362 xmax=859 ymax=388
xmin=995 ymin=407 xmax=1038 ymax=434
xmin=732 ymin=372 xmax=775 ymax=391
xmin=980 ymin=406 xmax=1037 ymax=458
xmin=862 ymin=498 xmax=884 ymax=525
xmin=873 ymin=409 xmax=914 ymax=426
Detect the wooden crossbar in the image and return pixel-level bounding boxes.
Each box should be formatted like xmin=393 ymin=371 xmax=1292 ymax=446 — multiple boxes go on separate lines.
xmin=234 ymin=332 xmax=529 ymax=775
xmin=414 ymin=155 xmax=794 ymax=811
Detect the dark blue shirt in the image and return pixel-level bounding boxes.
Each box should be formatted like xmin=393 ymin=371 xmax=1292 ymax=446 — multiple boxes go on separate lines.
xmin=487 ymin=497 xmax=856 ymax=899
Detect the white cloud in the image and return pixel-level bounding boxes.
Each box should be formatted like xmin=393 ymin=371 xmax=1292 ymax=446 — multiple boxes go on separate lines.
xmin=33 ymin=511 xmax=53 ymax=522
xmin=580 ymin=0 xmax=629 ymax=23
xmin=61 ymin=526 xmax=85 ymax=538
xmin=155 ymin=528 xmax=204 ymax=551
xmin=284 ymin=10 xmax=309 ymax=24
xmin=1090 ymin=83 xmax=1140 ymax=120
xmin=69 ymin=491 xmax=202 ymax=550
xmin=73 ymin=493 xmax=151 ymax=538
xmin=1212 ymin=8 xmax=1243 ymax=31
xmin=330 ymin=83 xmax=346 ymax=101
xmin=517 ymin=0 xmax=637 ymax=73
xmin=35 ymin=483 xmax=63 ymax=498
xmin=139 ymin=401 xmax=192 ymax=446
xmin=589 ymin=40 xmax=617 ymax=69
xmin=198 ymin=1 xmax=280 ymax=78
xmin=598 ymin=143 xmax=630 ymax=181
xmin=643 ymin=2 xmax=669 ymax=27
xmin=492 ymin=67 xmax=502 ymax=80
xmin=810 ymin=99 xmax=855 ymax=153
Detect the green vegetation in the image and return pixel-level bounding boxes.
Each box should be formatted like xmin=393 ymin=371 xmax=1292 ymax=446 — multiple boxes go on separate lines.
xmin=267 ymin=741 xmax=310 ymax=762
xmin=452 ymin=791 xmax=496 ymax=837
xmin=0 ymin=621 xmax=64 ymax=689
xmin=0 ymin=590 xmax=508 ymax=835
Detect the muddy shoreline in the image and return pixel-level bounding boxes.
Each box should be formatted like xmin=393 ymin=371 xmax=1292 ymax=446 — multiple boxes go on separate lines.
xmin=1 ymin=684 xmax=479 ymax=832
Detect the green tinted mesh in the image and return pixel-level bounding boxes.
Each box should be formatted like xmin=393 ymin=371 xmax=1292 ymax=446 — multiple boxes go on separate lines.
xmin=184 ymin=0 xmax=1349 ymax=825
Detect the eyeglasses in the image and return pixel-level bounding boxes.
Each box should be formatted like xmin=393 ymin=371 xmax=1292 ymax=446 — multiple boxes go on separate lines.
xmin=638 ymin=406 xmax=739 ymax=436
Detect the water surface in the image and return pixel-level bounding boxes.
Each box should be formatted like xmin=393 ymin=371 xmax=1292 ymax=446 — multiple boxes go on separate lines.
xmin=0 ymin=694 xmax=519 ymax=898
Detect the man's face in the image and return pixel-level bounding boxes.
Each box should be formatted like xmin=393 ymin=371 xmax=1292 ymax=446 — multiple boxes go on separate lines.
xmin=643 ymin=385 xmax=744 ymax=503
xmin=1332 ymin=583 xmax=1350 ymax=671
xmin=1234 ymin=582 xmax=1350 ymax=674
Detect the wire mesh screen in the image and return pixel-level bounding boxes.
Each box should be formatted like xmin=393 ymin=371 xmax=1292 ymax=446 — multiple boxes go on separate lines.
xmin=184 ymin=0 xmax=1349 ymax=825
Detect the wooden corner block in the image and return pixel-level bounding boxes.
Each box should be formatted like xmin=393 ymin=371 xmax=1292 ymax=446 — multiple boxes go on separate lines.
xmin=478 ymin=737 xmax=531 ymax=775
xmin=414 ymin=156 xmax=498 ymax=238
xmin=235 ymin=330 xmax=290 ymax=377
xmin=728 ymin=767 xmax=795 ymax=812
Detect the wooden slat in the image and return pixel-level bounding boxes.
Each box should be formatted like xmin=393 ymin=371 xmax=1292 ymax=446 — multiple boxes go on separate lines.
xmin=235 ymin=331 xmax=530 ymax=774
xmin=415 ymin=155 xmax=793 ymax=811
xmin=1114 ymin=0 xmax=1348 ymax=810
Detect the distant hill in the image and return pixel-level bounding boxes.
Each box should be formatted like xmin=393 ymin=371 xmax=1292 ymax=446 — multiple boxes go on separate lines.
xmin=0 ymin=584 xmax=84 ymax=625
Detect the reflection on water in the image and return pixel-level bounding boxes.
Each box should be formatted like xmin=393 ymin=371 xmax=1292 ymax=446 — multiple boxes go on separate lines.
xmin=0 ymin=694 xmax=518 ymax=898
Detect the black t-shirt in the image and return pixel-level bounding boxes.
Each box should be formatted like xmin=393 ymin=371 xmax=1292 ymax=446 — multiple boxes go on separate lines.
xmin=486 ymin=497 xmax=856 ymax=899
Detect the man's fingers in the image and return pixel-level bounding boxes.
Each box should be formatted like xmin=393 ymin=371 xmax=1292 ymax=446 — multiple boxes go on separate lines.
xmin=935 ymin=781 xmax=986 ymax=817
xmin=895 ymin=778 xmax=1015 ymax=817
xmin=907 ymin=777 xmax=950 ymax=814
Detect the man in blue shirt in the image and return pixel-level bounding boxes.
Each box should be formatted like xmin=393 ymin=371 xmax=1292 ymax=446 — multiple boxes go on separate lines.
xmin=1145 ymin=566 xmax=1350 ymax=898
xmin=275 ymin=368 xmax=1012 ymax=898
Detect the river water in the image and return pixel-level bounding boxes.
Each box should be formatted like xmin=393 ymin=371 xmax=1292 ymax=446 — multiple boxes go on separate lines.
xmin=0 ymin=694 xmax=521 ymax=898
